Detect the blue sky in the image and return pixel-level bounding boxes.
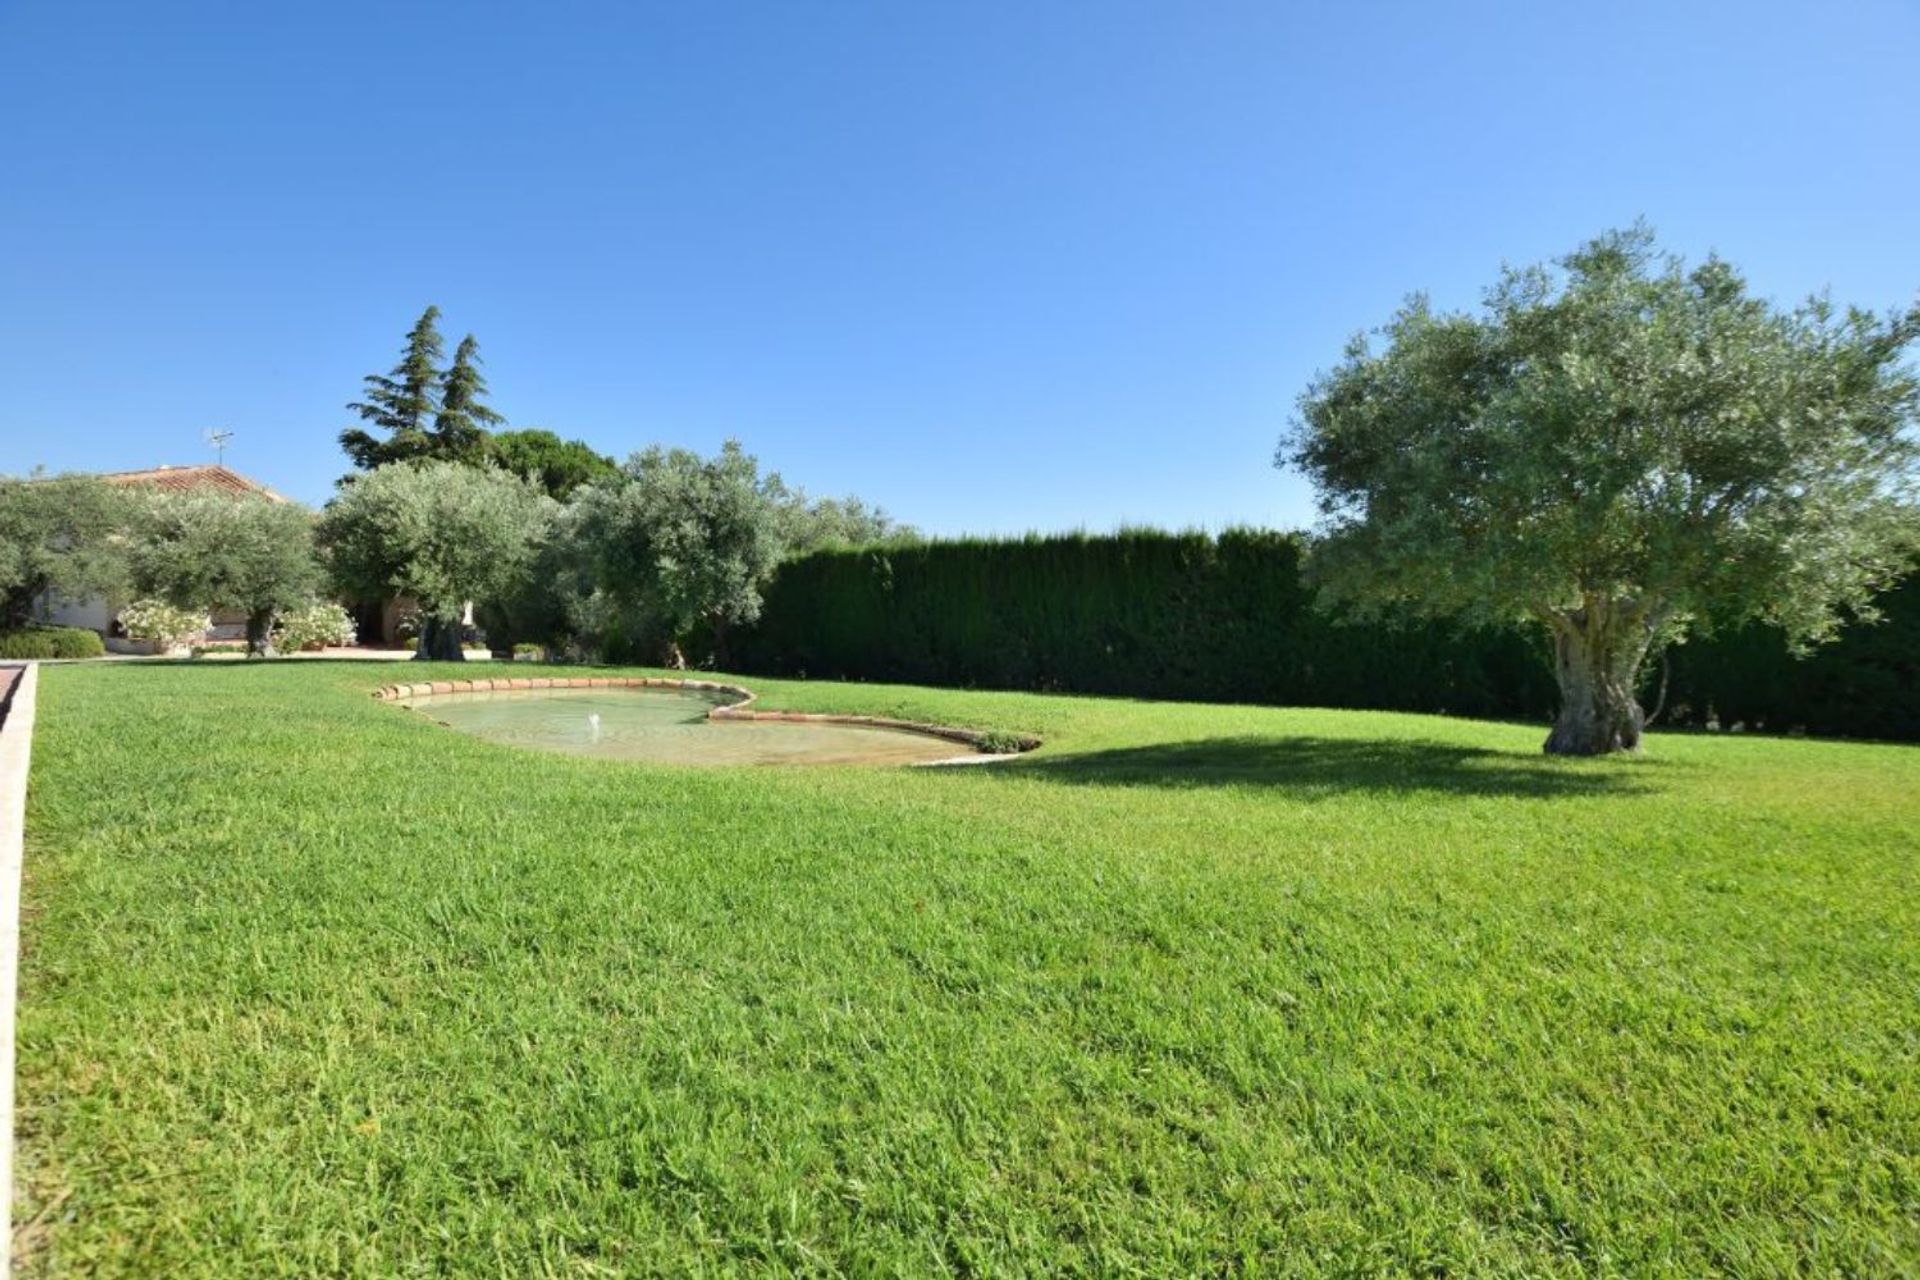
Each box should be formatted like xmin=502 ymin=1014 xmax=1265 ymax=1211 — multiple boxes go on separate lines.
xmin=2 ymin=1 xmax=1916 ymax=534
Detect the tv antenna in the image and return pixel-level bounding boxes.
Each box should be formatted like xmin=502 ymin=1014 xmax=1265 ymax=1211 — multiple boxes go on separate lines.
xmin=203 ymin=427 xmax=233 ymax=467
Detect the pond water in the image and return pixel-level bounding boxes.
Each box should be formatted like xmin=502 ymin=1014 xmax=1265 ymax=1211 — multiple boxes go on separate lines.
xmin=398 ymin=686 xmax=988 ymax=767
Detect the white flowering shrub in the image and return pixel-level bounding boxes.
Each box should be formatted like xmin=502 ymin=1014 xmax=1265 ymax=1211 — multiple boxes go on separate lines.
xmin=119 ymin=598 xmax=209 ymax=650
xmin=274 ymin=601 xmax=358 ymax=652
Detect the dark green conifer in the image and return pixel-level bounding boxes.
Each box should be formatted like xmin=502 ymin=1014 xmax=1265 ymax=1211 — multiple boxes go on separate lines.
xmin=432 ymin=334 xmax=506 ymax=461
xmin=340 ymin=306 xmax=446 ymax=470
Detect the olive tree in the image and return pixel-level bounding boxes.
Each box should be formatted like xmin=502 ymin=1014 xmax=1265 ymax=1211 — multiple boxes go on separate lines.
xmin=0 ymin=472 xmax=129 ymax=631
xmin=1286 ymin=227 xmax=1919 ymax=755
xmin=317 ymin=461 xmax=553 ymax=660
xmin=130 ymin=491 xmax=323 ymax=655
xmin=566 ymin=441 xmax=787 ymax=666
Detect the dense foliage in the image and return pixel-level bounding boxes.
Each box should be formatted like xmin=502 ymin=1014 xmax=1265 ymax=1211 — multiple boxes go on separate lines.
xmin=565 ymin=442 xmax=789 ymax=665
xmin=486 ymin=429 xmax=618 ymax=499
xmin=339 ymin=309 xmax=610 ymax=494
xmin=0 ymin=473 xmax=128 ymax=631
xmin=273 ymin=600 xmax=358 ymax=652
xmin=317 ymin=461 xmax=553 ymax=659
xmin=1286 ymin=226 xmax=1920 ymax=754
xmin=117 ymin=598 xmax=212 ymax=650
xmin=0 ymin=625 xmax=105 ymax=659
xmin=1663 ymin=568 xmax=1920 ymax=740
xmin=732 ymin=529 xmax=1920 ymax=740
xmin=339 ymin=307 xmax=457 ymax=470
xmin=778 ymin=491 xmax=917 ymax=552
xmin=734 ymin=530 xmax=1558 ymax=718
xmin=129 ymin=490 xmax=323 ymax=654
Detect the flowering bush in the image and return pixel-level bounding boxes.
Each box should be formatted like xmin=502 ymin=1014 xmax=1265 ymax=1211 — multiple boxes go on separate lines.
xmin=273 ymin=601 xmax=357 ymax=652
xmin=118 ymin=599 xmax=209 ymax=650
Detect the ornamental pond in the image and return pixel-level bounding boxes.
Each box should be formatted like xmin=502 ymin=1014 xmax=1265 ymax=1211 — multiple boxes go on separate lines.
xmin=395 ymin=683 xmax=1004 ymax=767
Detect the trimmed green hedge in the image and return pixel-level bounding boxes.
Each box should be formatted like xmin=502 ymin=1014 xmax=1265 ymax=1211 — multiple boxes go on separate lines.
xmin=0 ymin=626 xmax=106 ymax=660
xmin=733 ymin=530 xmax=1558 ymax=719
xmin=732 ymin=531 xmax=1920 ymax=741
xmin=1664 ymin=576 xmax=1920 ymax=740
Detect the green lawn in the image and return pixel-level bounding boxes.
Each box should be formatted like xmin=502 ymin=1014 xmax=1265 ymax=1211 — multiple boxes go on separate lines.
xmin=15 ymin=661 xmax=1919 ymax=1276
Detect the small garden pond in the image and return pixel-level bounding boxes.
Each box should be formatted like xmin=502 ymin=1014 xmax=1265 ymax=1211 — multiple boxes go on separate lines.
xmin=398 ymin=685 xmax=994 ymax=766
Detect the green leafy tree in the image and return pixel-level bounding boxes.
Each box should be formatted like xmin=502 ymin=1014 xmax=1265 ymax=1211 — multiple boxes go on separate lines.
xmin=341 ymin=306 xmax=446 ymax=471
xmin=1286 ymin=226 xmax=1920 ymax=755
xmin=777 ymin=491 xmax=918 ymax=553
xmin=0 ymin=472 xmax=129 ymax=631
xmin=567 ymin=441 xmax=787 ymax=666
xmin=432 ymin=334 xmax=506 ymax=462
xmin=129 ymin=491 xmax=323 ymax=656
xmin=487 ymin=429 xmax=618 ymax=499
xmin=316 ymin=461 xmax=554 ymax=660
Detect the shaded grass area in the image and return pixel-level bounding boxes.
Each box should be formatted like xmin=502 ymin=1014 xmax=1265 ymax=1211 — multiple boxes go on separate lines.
xmin=15 ymin=661 xmax=1920 ymax=1275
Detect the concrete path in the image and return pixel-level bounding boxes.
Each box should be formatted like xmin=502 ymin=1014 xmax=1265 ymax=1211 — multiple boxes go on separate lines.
xmin=0 ymin=664 xmax=39 ymax=1280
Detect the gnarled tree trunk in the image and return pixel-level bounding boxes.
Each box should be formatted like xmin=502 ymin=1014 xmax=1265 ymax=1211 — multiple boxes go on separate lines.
xmin=244 ymin=608 xmax=275 ymax=659
xmin=1543 ymin=598 xmax=1658 ymax=756
xmin=414 ymin=614 xmax=465 ymax=661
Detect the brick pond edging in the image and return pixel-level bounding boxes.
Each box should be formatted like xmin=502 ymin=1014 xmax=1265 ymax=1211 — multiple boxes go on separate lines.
xmin=372 ymin=675 xmax=1042 ymax=755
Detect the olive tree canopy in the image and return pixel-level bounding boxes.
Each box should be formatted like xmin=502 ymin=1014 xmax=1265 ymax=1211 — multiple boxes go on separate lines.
xmin=1285 ymin=227 xmax=1919 ymax=755
xmin=0 ymin=473 xmax=129 ymax=631
xmin=317 ymin=461 xmax=553 ymax=660
xmin=566 ymin=441 xmax=787 ymax=666
xmin=130 ymin=491 xmax=322 ymax=655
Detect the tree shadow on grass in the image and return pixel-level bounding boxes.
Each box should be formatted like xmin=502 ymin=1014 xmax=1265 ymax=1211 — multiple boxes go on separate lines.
xmin=989 ymin=735 xmax=1664 ymax=799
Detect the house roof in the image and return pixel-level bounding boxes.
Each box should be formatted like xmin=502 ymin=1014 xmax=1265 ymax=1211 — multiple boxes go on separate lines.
xmin=96 ymin=464 xmax=289 ymax=503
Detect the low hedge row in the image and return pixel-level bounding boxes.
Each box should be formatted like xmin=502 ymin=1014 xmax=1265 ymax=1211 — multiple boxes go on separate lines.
xmin=0 ymin=626 xmax=107 ymax=660
xmin=731 ymin=530 xmax=1920 ymax=741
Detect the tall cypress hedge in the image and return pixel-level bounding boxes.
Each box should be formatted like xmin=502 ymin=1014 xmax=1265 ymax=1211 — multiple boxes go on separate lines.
xmin=730 ymin=530 xmax=1919 ymax=741
xmin=732 ymin=530 xmax=1557 ymax=719
xmin=1661 ymin=574 xmax=1920 ymax=740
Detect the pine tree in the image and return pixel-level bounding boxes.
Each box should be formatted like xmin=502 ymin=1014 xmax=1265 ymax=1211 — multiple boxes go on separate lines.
xmin=432 ymin=334 xmax=506 ymax=461
xmin=340 ymin=306 xmax=446 ymax=470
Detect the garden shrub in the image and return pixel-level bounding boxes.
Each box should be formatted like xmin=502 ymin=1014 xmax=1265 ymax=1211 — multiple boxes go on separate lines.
xmin=0 ymin=626 xmax=106 ymax=660
xmin=118 ymin=599 xmax=208 ymax=651
xmin=273 ymin=601 xmax=357 ymax=652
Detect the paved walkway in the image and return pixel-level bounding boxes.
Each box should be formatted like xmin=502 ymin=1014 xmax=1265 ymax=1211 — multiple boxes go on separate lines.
xmin=5 ymin=646 xmax=499 ymax=667
xmin=0 ymin=664 xmax=37 ymax=1280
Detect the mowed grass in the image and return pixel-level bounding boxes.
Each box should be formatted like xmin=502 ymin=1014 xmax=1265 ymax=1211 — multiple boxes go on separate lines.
xmin=13 ymin=661 xmax=1919 ymax=1277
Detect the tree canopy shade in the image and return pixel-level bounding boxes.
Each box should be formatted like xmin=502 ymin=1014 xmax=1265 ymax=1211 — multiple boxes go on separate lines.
xmin=0 ymin=473 xmax=128 ymax=631
xmin=1284 ymin=226 xmax=1920 ymax=755
xmin=129 ymin=491 xmax=322 ymax=655
xmin=566 ymin=441 xmax=787 ymax=665
xmin=316 ymin=461 xmax=554 ymax=660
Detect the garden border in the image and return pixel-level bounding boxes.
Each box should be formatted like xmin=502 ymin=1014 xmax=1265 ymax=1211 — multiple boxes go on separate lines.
xmin=372 ymin=675 xmax=1041 ymax=755
xmin=0 ymin=662 xmax=41 ymax=1279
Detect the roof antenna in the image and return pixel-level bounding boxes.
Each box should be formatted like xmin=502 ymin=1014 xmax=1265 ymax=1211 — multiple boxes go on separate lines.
xmin=203 ymin=427 xmax=233 ymax=467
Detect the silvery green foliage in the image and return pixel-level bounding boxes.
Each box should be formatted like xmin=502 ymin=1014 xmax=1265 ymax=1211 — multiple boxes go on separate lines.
xmin=1287 ymin=226 xmax=1918 ymax=752
xmin=130 ymin=490 xmax=322 ymax=649
xmin=0 ymin=472 xmax=130 ymax=630
xmin=1287 ymin=226 xmax=1919 ymax=649
xmin=316 ymin=461 xmax=556 ymax=627
xmin=565 ymin=440 xmax=788 ymax=655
